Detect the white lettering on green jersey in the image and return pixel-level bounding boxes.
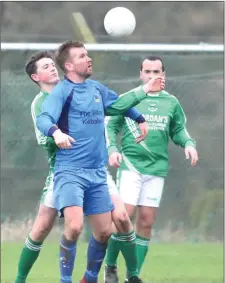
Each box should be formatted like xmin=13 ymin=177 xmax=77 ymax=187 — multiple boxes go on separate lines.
xmin=106 ymin=90 xmax=196 ymax=177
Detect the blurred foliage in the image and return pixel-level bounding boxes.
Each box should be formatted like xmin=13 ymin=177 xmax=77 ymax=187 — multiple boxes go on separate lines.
xmin=188 ymin=189 xmax=223 ymax=240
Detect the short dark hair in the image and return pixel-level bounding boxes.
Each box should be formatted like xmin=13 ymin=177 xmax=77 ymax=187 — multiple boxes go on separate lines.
xmin=25 ymin=51 xmax=55 ymax=84
xmin=141 ymin=56 xmax=165 ymax=72
xmin=55 ymin=40 xmax=85 ymax=72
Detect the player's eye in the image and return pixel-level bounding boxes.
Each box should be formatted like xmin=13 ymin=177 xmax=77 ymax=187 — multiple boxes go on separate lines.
xmin=153 ymin=70 xmax=160 ymax=73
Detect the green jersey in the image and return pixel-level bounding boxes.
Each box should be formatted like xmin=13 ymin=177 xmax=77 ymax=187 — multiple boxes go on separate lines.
xmin=31 ymin=91 xmax=58 ymax=170
xmin=106 ymin=88 xmax=196 ymax=177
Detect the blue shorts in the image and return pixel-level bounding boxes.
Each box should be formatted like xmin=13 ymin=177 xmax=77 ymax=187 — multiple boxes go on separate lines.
xmin=53 ymin=166 xmax=114 ymax=217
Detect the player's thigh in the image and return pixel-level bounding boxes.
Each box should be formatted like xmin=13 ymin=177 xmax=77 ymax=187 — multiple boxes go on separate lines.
xmin=41 ymin=170 xmax=55 ymax=209
xmin=107 ymin=169 xmax=119 ymax=196
xmin=138 ymin=175 xmax=165 ymax=208
xmin=30 ymin=204 xmax=57 ymax=241
xmin=88 ymin=211 xmax=113 ymax=241
xmin=136 ymin=206 xmax=158 ymax=228
xmin=85 ymin=168 xmax=114 ymax=239
xmin=117 ymin=170 xmax=142 ymax=206
xmin=53 ymin=167 xmax=85 ymax=218
xmin=107 ymin=170 xmax=130 ymax=225
xmin=136 ymin=175 xmax=165 ymax=226
xmin=83 ymin=167 xmax=114 ymax=217
xmin=124 ymin=203 xmax=136 ymax=220
xmin=63 ymin=206 xmax=84 ymax=233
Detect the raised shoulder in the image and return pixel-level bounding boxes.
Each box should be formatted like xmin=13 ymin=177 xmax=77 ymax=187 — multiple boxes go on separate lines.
xmin=86 ymin=79 xmax=105 ymax=89
xmin=31 ymin=92 xmax=47 ymax=117
xmin=51 ymin=80 xmax=65 ymax=92
xmin=161 ymin=90 xmax=180 ymax=104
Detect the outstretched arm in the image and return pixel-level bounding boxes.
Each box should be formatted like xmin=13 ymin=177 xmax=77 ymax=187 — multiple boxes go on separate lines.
xmin=102 ymin=76 xmax=165 ymax=116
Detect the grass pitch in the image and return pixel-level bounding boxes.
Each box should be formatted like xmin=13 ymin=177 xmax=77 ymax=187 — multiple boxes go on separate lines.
xmin=1 ymin=241 xmax=223 ymax=283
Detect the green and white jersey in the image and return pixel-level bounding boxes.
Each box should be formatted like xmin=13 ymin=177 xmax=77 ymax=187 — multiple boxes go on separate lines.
xmin=106 ymin=89 xmax=196 ymax=177
xmin=31 ymin=91 xmax=58 ymax=170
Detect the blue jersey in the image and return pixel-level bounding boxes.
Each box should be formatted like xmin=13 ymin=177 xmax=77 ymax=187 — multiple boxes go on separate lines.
xmin=36 ymin=77 xmax=147 ymax=168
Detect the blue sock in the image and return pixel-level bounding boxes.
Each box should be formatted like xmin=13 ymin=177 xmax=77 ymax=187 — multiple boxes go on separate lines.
xmin=59 ymin=234 xmax=77 ymax=283
xmin=84 ymin=235 xmax=108 ymax=283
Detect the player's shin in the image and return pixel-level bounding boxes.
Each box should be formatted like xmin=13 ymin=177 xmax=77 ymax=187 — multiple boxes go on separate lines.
xmin=119 ymin=231 xmax=138 ymax=278
xmin=105 ymin=233 xmax=120 ymax=267
xmin=59 ymin=234 xmax=77 ymax=283
xmin=83 ymin=235 xmax=108 ymax=283
xmin=135 ymin=235 xmax=150 ymax=275
xmin=15 ymin=235 xmax=43 ymax=283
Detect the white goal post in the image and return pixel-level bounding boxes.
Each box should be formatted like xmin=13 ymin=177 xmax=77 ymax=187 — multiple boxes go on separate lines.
xmin=1 ymin=42 xmax=224 ymax=52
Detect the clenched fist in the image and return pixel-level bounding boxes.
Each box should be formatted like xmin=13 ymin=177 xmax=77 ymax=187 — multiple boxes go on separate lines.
xmin=52 ymin=129 xmax=75 ymax=149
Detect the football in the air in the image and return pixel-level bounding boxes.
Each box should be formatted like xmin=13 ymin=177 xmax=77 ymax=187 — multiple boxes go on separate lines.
xmin=104 ymin=7 xmax=136 ymax=37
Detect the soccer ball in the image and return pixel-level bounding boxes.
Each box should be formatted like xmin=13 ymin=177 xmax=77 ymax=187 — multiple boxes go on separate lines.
xmin=104 ymin=7 xmax=136 ymax=37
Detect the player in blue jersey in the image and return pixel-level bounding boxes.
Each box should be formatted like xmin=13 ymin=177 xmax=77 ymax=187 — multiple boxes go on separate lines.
xmin=36 ymin=41 xmax=165 ymax=283
xmin=15 ymin=49 xmax=163 ymax=283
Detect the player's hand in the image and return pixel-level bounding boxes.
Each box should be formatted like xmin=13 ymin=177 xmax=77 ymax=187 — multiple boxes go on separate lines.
xmin=52 ymin=129 xmax=75 ymax=149
xmin=184 ymin=146 xmax=198 ymax=167
xmin=143 ymin=76 xmax=165 ymax=94
xmin=109 ymin=152 xmax=122 ymax=168
xmin=136 ymin=121 xmax=149 ymax=143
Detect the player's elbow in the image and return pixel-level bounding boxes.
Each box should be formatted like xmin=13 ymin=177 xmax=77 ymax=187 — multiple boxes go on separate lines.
xmin=36 ymin=115 xmax=52 ymax=137
xmin=36 ymin=116 xmax=45 ymax=134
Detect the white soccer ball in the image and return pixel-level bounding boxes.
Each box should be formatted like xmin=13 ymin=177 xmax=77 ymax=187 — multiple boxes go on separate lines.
xmin=104 ymin=7 xmax=136 ymax=37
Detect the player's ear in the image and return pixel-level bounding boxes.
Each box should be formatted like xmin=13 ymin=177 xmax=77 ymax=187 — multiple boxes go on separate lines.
xmin=140 ymin=70 xmax=142 ymax=80
xmin=31 ymin=73 xmax=39 ymax=83
xmin=65 ymin=61 xmax=73 ymax=71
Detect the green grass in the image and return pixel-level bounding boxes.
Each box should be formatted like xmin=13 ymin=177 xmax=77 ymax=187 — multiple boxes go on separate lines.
xmin=1 ymin=241 xmax=223 ymax=283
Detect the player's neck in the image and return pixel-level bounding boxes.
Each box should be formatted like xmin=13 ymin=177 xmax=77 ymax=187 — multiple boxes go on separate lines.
xmin=40 ymin=84 xmax=55 ymax=94
xmin=66 ymin=72 xmax=85 ymax=83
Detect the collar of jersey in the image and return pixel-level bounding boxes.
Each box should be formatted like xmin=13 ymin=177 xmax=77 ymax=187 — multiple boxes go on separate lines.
xmin=40 ymin=90 xmax=49 ymax=95
xmin=147 ymin=91 xmax=162 ymax=97
xmin=64 ymin=76 xmax=87 ymax=85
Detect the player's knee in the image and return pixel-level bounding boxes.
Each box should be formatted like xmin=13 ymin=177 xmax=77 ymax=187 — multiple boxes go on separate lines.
xmin=30 ymin=219 xmax=54 ymax=242
xmin=66 ymin=221 xmax=83 ymax=240
xmin=138 ymin=214 xmax=154 ymax=231
xmin=113 ymin=210 xmax=132 ymax=233
xmin=30 ymin=227 xmax=49 ymax=242
xmin=95 ymin=226 xmax=112 ymax=242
